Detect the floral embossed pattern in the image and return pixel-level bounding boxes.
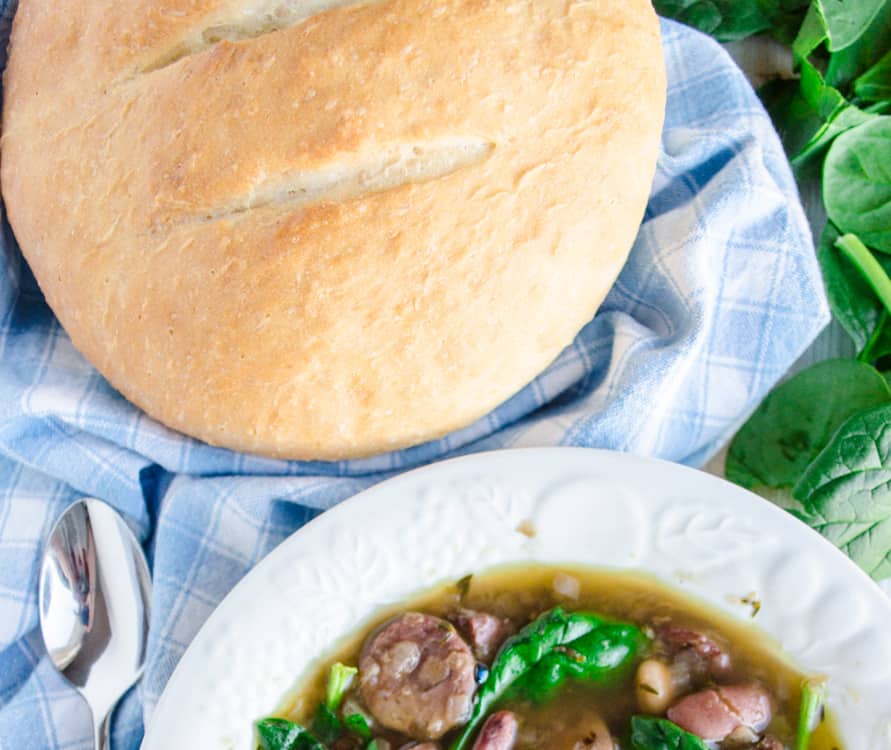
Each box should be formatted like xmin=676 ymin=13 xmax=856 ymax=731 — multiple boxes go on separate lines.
xmin=143 ymin=449 xmax=891 ymax=750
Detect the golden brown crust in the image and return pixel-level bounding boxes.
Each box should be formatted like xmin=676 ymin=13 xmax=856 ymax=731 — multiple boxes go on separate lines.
xmin=1 ymin=0 xmax=666 ymax=459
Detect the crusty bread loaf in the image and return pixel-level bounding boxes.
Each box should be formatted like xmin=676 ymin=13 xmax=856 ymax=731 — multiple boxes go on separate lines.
xmin=1 ymin=0 xmax=665 ymax=460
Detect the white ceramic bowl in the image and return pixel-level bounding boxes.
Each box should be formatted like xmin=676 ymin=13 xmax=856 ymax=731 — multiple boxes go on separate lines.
xmin=142 ymin=448 xmax=891 ymax=750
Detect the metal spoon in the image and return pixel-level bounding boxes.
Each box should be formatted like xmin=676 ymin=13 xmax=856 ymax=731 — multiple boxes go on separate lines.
xmin=38 ymin=498 xmax=152 ymax=749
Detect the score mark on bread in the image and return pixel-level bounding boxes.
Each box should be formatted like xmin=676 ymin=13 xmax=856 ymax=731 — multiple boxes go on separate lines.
xmin=1 ymin=0 xmax=666 ymax=460
xmin=192 ymin=138 xmax=494 ymax=224
xmin=143 ymin=0 xmax=378 ymax=74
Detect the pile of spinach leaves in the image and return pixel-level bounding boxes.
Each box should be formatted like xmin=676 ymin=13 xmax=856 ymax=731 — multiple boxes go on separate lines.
xmin=655 ymin=0 xmax=891 ymax=580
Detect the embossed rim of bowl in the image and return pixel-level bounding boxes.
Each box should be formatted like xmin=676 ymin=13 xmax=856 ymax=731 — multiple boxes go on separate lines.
xmin=141 ymin=447 xmax=891 ymax=750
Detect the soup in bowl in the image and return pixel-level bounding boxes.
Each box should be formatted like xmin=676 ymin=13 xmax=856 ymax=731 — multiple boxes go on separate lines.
xmin=140 ymin=449 xmax=891 ymax=750
xmin=257 ymin=565 xmax=839 ymax=750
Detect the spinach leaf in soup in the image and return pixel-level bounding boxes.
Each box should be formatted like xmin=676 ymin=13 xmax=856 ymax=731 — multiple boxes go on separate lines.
xmin=793 ymin=402 xmax=891 ymax=580
xmin=343 ymin=714 xmax=372 ymax=741
xmin=256 ymin=718 xmax=327 ymax=750
xmin=796 ymin=678 xmax=827 ymax=750
xmin=629 ymin=716 xmax=710 ymax=750
xmin=726 ymin=359 xmax=891 ymax=493
xmin=519 ymin=619 xmax=649 ymax=703
xmin=824 ymin=118 xmax=891 ymax=254
xmin=449 ymin=607 xmax=647 ymax=750
xmin=310 ymin=704 xmax=342 ymax=745
xmin=325 ymin=663 xmax=357 ymax=711
xmin=310 ymin=662 xmax=360 ymax=744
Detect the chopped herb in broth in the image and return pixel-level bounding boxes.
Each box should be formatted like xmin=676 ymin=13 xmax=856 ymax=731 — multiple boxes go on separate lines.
xmin=256 ymin=565 xmax=842 ymax=750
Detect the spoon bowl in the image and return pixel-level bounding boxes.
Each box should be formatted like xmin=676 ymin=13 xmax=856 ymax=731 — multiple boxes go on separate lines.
xmin=39 ymin=498 xmax=151 ymax=749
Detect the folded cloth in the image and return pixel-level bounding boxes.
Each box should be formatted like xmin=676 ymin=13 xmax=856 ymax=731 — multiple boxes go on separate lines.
xmin=0 ymin=12 xmax=829 ymax=750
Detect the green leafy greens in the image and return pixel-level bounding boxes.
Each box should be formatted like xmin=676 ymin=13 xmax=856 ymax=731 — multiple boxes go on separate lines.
xmin=824 ymin=121 xmax=891 ymax=254
xmin=815 ymin=0 xmax=886 ymax=50
xmin=855 ymin=49 xmax=891 ymax=102
xmin=795 ymin=678 xmax=827 ymax=750
xmin=653 ymin=0 xmax=809 ymax=43
xmin=793 ymin=403 xmax=891 ymax=579
xmin=325 ymin=663 xmax=357 ymax=711
xmin=816 ymin=224 xmax=891 ymax=353
xmin=727 ymin=359 xmax=891 ymax=493
xmin=256 ymin=663 xmax=370 ymax=750
xmin=658 ymin=0 xmax=891 ymax=580
xmin=256 ymin=718 xmax=327 ymax=750
xmin=449 ymin=607 xmax=647 ymax=750
xmin=629 ymin=716 xmax=710 ymax=750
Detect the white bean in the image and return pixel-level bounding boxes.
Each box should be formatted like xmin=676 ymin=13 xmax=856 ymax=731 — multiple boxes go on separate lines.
xmin=552 ymin=572 xmax=580 ymax=600
xmin=570 ymin=712 xmax=612 ymax=750
xmin=636 ymin=658 xmax=676 ymax=715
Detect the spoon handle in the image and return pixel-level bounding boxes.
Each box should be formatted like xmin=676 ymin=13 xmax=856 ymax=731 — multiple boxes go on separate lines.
xmin=92 ymin=707 xmax=112 ymax=750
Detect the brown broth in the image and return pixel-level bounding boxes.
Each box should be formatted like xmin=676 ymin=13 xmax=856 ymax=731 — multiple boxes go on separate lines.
xmin=274 ymin=564 xmax=842 ymax=749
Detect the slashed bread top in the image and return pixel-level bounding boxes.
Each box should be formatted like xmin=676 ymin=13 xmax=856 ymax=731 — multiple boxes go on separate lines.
xmin=1 ymin=0 xmax=665 ymax=459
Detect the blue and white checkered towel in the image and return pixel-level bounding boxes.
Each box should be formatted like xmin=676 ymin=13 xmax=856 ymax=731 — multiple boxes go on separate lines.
xmin=0 ymin=7 xmax=829 ymax=749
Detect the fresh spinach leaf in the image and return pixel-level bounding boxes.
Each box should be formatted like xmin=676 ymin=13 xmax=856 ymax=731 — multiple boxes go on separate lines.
xmin=727 ymin=359 xmax=891 ymax=492
xmin=860 ymin=311 xmax=891 ymax=364
xmin=654 ymin=0 xmax=809 ymax=42
xmin=759 ymin=79 xmax=825 ymax=161
xmin=256 ymin=718 xmax=328 ymax=750
xmin=758 ymin=53 xmax=877 ymax=169
xmin=817 ymin=224 xmax=891 ymax=353
xmin=449 ymin=608 xmax=646 ymax=750
xmin=792 ymin=2 xmax=828 ymax=59
xmin=854 ymin=48 xmax=891 ymax=102
xmin=769 ymin=0 xmax=817 ymax=44
xmin=835 ymin=233 xmax=891 ymax=314
xmin=653 ymin=1 xmax=769 ymax=41
xmin=798 ymin=56 xmax=841 ymax=119
xmin=825 ymin=0 xmax=891 ymax=87
xmin=786 ymin=58 xmax=876 ymax=167
xmin=816 ymin=0 xmax=886 ymax=51
xmin=791 ymin=100 xmax=876 ymax=167
xmin=824 ymin=118 xmax=891 ymax=253
xmin=793 ymin=402 xmax=891 ymax=579
xmin=630 ymin=716 xmax=709 ymax=750
xmin=796 ymin=678 xmax=827 ymax=750
xmin=855 ymin=52 xmax=891 ymax=102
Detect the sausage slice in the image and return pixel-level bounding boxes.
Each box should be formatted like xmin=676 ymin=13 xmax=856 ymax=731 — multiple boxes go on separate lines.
xmin=655 ymin=625 xmax=732 ymax=679
xmin=452 ymin=610 xmax=515 ymax=662
xmin=472 ymin=711 xmax=518 ymax=750
xmin=359 ymin=613 xmax=477 ymax=740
